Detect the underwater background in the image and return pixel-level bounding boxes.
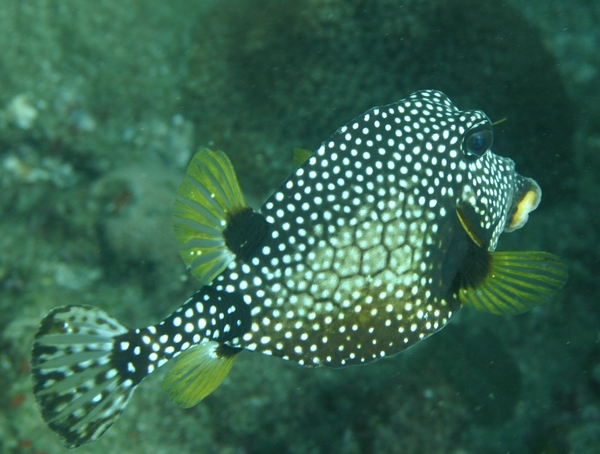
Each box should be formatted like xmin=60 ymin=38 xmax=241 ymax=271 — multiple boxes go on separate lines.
xmin=0 ymin=0 xmax=599 ymax=453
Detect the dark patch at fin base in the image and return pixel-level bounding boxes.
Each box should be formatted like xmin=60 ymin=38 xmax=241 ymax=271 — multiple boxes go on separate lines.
xmin=173 ymin=149 xmax=249 ymax=285
xmin=217 ymin=343 xmax=243 ymax=358
xmin=456 ymin=239 xmax=492 ymax=292
xmin=459 ymin=251 xmax=568 ymax=315
xmin=161 ymin=341 xmax=240 ymax=408
xmin=158 ymin=286 xmax=251 ymax=408
xmin=224 ymin=207 xmax=270 ymax=263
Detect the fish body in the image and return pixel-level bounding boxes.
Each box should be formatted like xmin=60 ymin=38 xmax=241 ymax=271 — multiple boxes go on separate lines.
xmin=214 ymin=91 xmax=530 ymax=366
xmin=31 ymin=90 xmax=567 ymax=447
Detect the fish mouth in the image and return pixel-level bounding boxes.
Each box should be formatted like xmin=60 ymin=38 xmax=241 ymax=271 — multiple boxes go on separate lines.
xmin=504 ymin=177 xmax=541 ymax=232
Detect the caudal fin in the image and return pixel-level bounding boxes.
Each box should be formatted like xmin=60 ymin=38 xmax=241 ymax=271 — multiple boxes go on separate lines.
xmin=31 ymin=305 xmax=140 ymax=448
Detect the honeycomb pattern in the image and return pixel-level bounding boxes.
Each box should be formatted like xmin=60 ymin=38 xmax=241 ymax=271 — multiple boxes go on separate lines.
xmin=209 ymin=90 xmax=525 ymax=366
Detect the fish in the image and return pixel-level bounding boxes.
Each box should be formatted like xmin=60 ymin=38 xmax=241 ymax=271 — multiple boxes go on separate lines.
xmin=30 ymin=90 xmax=568 ymax=448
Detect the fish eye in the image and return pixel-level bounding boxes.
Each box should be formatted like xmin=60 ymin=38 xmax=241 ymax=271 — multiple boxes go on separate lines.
xmin=462 ymin=125 xmax=493 ymax=159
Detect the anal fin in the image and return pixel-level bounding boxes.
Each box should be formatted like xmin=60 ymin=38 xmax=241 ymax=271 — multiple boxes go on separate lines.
xmin=161 ymin=341 xmax=239 ymax=408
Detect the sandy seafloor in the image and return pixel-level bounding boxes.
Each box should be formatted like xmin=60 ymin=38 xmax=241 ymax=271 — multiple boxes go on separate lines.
xmin=1 ymin=0 xmax=599 ymax=453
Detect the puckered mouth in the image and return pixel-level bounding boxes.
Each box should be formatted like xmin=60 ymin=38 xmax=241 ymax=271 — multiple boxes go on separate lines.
xmin=505 ymin=177 xmax=541 ymax=233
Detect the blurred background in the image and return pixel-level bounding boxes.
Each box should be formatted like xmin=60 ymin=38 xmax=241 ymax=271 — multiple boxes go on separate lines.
xmin=0 ymin=0 xmax=599 ymax=453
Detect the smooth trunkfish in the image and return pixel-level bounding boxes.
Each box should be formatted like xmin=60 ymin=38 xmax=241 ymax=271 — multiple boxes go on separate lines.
xmin=30 ymin=90 xmax=568 ymax=447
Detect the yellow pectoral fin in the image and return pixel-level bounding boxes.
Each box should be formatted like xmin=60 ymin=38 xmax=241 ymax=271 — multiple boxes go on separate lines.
xmin=459 ymin=251 xmax=568 ymax=315
xmin=161 ymin=341 xmax=239 ymax=408
xmin=173 ymin=149 xmax=248 ymax=286
xmin=293 ymin=148 xmax=313 ymax=168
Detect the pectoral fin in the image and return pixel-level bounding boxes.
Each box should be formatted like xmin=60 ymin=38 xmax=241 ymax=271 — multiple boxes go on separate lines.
xmin=459 ymin=251 xmax=568 ymax=315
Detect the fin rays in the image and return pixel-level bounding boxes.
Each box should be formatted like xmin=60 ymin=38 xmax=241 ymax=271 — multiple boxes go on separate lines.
xmin=176 ymin=192 xmax=225 ymax=226
xmin=293 ymin=147 xmax=314 ymax=168
xmin=202 ymin=150 xmax=245 ymax=211
xmin=31 ymin=306 xmax=137 ymax=448
xmin=161 ymin=341 xmax=238 ymax=408
xmin=460 ymin=251 xmax=568 ymax=315
xmin=173 ymin=149 xmax=248 ymax=286
xmin=173 ymin=216 xmax=222 ymax=239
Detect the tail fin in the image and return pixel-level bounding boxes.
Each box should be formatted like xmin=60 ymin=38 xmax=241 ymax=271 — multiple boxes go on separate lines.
xmin=31 ymin=305 xmax=141 ymax=448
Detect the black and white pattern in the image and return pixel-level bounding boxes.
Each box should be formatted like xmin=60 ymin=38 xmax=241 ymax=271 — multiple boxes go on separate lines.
xmin=31 ymin=90 xmax=543 ymax=448
xmin=192 ymin=90 xmax=536 ymax=366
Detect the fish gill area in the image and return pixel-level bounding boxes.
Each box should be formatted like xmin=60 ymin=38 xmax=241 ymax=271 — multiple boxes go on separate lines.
xmin=0 ymin=0 xmax=599 ymax=453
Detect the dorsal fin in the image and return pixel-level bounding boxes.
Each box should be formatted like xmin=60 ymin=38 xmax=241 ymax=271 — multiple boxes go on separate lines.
xmin=173 ymin=149 xmax=256 ymax=285
xmin=293 ymin=148 xmax=313 ymax=168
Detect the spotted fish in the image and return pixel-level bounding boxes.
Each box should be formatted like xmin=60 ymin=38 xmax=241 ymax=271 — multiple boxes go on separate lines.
xmin=31 ymin=90 xmax=567 ymax=447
